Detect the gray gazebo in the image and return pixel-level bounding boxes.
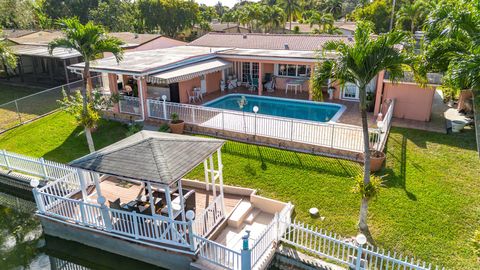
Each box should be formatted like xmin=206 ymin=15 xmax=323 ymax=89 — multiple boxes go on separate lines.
xmin=69 ymin=130 xmax=226 ymax=223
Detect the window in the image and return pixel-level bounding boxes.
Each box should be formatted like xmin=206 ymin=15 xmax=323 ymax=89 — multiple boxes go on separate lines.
xmin=252 ymin=62 xmax=259 ymax=79
xmin=276 ymin=64 xmax=311 ymax=77
xmin=242 ymin=62 xmax=250 ymax=82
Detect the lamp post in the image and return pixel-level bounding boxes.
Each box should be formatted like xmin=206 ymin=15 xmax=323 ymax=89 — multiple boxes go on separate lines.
xmin=253 ymin=106 xmax=259 ymax=136
xmin=355 ymin=233 xmax=367 ymax=269
xmin=161 ymin=95 xmax=167 ymax=119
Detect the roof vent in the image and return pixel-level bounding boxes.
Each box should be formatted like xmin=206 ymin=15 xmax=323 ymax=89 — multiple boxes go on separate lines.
xmin=284 ymin=43 xmax=289 ymax=50
xmin=243 ymin=34 xmax=247 ymax=39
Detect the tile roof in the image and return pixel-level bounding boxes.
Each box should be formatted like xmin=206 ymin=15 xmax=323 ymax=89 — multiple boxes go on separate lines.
xmin=108 ymin=32 xmax=162 ymax=47
xmin=284 ymin=22 xmax=357 ymax=33
xmin=69 ymin=131 xmax=224 ymax=184
xmin=188 ymin=33 xmax=353 ymax=51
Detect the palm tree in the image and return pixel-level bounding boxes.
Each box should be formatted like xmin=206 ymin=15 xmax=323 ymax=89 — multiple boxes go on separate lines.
xmin=424 ymin=0 xmax=480 ymax=157
xmin=279 ymin=0 xmax=302 ymax=30
xmin=323 ymin=0 xmax=343 ymax=19
xmin=308 ymin=12 xmax=335 ymax=32
xmin=259 ymin=5 xmax=286 ymax=33
xmin=315 ymin=21 xmax=420 ymax=235
xmin=48 ymin=18 xmax=124 ymax=153
xmin=221 ymin=11 xmax=235 ymax=29
xmin=0 ymin=30 xmax=18 ymax=77
xmin=395 ymin=0 xmax=427 ymax=32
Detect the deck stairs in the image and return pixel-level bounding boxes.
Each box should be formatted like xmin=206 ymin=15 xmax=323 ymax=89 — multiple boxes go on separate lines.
xmin=228 ymin=201 xmax=261 ymax=228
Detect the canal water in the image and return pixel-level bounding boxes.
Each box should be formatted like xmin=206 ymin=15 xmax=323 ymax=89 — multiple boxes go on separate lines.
xmin=0 ymin=184 xmax=165 ymax=270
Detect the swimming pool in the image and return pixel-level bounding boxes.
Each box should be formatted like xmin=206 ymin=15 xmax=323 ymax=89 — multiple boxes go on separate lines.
xmin=204 ymin=94 xmax=345 ymax=122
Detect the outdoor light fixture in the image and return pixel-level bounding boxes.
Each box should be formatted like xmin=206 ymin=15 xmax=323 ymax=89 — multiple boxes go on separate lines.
xmin=253 ymin=106 xmax=259 ymax=114
xmin=30 ymin=179 xmax=39 ymax=188
xmin=356 ymin=233 xmax=367 ymax=245
xmin=161 ymin=95 xmax=167 ymax=101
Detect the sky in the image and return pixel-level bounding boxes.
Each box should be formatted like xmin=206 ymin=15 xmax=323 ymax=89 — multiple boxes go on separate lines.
xmin=195 ymin=0 xmax=260 ymax=8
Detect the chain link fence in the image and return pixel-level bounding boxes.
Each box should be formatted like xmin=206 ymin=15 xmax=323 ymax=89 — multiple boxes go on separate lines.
xmin=0 ymin=76 xmax=103 ymax=133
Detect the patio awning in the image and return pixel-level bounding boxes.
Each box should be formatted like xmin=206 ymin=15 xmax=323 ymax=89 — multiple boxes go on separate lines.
xmin=69 ymin=131 xmax=225 ymax=185
xmin=10 ymin=45 xmax=81 ymax=59
xmin=147 ymin=58 xmax=232 ymax=84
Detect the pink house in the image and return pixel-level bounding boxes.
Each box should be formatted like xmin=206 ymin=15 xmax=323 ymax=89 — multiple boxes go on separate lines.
xmin=69 ymin=33 xmax=437 ymax=126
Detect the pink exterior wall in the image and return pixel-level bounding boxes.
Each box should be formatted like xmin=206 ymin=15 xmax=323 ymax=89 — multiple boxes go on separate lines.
xmin=178 ymin=77 xmax=201 ymax=103
xmin=382 ymin=81 xmax=436 ymax=121
xmin=206 ymin=71 xmax=222 ymax=93
xmin=107 ymin=73 xmax=120 ymax=113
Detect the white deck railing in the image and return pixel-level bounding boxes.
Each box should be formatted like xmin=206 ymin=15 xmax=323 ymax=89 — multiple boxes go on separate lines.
xmin=194 ymin=234 xmax=242 ymax=270
xmin=147 ymin=99 xmax=382 ymax=153
xmin=0 ymin=149 xmax=75 ymax=181
xmin=193 ymin=194 xmax=225 ymax=237
xmin=35 ymin=190 xmax=193 ymax=249
xmin=281 ymin=220 xmax=443 ymax=270
xmin=375 ymin=99 xmax=395 ymax=152
xmin=119 ymin=96 xmax=141 ymax=115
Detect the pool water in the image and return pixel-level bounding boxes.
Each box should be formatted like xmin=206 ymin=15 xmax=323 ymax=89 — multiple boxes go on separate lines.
xmin=204 ymin=94 xmax=345 ymax=122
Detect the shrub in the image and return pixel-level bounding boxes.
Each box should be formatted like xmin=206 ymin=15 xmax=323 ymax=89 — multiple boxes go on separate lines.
xmin=352 ymin=174 xmax=384 ymax=200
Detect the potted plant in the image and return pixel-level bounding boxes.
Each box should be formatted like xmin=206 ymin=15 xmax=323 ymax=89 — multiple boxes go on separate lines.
xmin=369 ymin=150 xmax=386 ymax=172
xmin=169 ymin=112 xmax=185 ymax=134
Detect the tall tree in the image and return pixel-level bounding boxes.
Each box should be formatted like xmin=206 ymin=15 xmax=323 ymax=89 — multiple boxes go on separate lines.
xmin=48 ymin=18 xmax=124 ymax=152
xmin=138 ymin=0 xmax=199 ymax=37
xmin=0 ymin=30 xmax=17 ymax=77
xmin=395 ymin=0 xmax=428 ymax=33
xmin=42 ymin=0 xmax=100 ymax=23
xmin=423 ymin=0 xmax=480 ymax=157
xmin=323 ymin=0 xmax=344 ymax=19
xmin=0 ymin=0 xmax=37 ymax=29
xmin=279 ymin=0 xmax=302 ymax=30
xmin=308 ymin=12 xmax=335 ymax=32
xmin=350 ymin=0 xmax=391 ymax=33
xmin=89 ymin=0 xmax=137 ymax=32
xmin=315 ymin=21 xmax=420 ymax=235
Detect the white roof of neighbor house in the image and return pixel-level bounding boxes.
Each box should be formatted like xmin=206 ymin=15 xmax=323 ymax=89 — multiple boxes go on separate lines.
xmin=148 ymin=59 xmax=232 ymax=84
xmin=69 ymin=46 xmax=229 ymax=75
xmin=10 ymin=44 xmax=81 ymax=59
xmin=218 ymin=48 xmax=318 ymax=61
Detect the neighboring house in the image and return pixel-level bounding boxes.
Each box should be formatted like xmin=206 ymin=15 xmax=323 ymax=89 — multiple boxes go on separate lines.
xmin=69 ymin=33 xmax=437 ymax=124
xmin=283 ymin=21 xmax=357 ymax=35
xmin=190 ymin=22 xmax=250 ymax=38
xmin=4 ymin=31 xmax=185 ymax=85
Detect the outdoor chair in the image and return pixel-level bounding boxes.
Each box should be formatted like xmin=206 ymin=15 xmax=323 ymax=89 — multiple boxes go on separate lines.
xmin=186 ymin=89 xmax=196 ymax=103
xmin=108 ymin=198 xmax=122 ymax=210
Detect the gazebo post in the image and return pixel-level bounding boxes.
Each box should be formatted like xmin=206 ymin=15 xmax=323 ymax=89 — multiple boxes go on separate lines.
xmin=203 ymin=160 xmax=209 ymax=191
xmin=178 ymin=180 xmax=186 ymax=222
xmin=217 ymin=149 xmax=226 ymax=215
xmin=164 ymin=185 xmax=174 ymax=219
xmin=77 ymin=169 xmax=88 ymax=201
xmin=92 ymin=172 xmax=103 ymax=199
xmin=147 ymin=182 xmax=155 ymax=215
xmin=209 ymin=155 xmax=216 ymax=198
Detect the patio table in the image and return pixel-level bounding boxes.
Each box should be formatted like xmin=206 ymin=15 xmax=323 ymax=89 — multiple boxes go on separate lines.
xmin=285 ymin=79 xmax=306 ymax=94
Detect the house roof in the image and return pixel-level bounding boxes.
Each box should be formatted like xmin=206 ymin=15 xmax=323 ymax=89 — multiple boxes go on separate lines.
xmin=8 ymin=31 xmax=63 ymax=46
xmin=188 ymin=33 xmax=353 ymax=51
xmin=10 ymin=44 xmax=81 ymax=59
xmin=284 ymin=22 xmax=357 ymax=34
xmin=1 ymin=29 xmax=37 ymax=39
xmin=8 ymin=30 xmax=176 ymax=49
xmin=69 ymin=131 xmax=225 ymax=184
xmin=69 ymin=46 xmax=227 ymax=74
xmin=193 ymin=23 xmax=248 ymax=32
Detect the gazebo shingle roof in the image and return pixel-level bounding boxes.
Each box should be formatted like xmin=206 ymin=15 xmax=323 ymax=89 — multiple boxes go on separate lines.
xmin=69 ymin=131 xmax=224 ymax=184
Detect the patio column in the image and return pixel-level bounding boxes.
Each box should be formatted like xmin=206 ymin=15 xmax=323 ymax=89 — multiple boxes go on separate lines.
xmin=164 ymin=185 xmax=174 ymax=219
xmin=217 ymin=149 xmax=226 ymax=215
xmin=108 ymin=73 xmax=120 ymax=113
xmin=209 ymin=155 xmax=216 ymax=198
xmin=147 ymin=182 xmax=155 ymax=215
xmin=258 ymin=63 xmax=263 ymax=96
xmin=203 ymin=160 xmax=209 ymax=191
xmin=374 ymin=70 xmax=386 ymax=116
xmin=178 ymin=180 xmax=186 ymax=222
xmin=136 ymin=76 xmax=148 ymax=120
xmin=63 ymin=59 xmax=70 ymax=84
xmin=92 ymin=172 xmax=103 ymax=199
xmin=309 ymin=64 xmax=315 ymax=100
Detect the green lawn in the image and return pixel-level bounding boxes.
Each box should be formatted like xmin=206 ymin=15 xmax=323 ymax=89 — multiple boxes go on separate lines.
xmin=0 ymin=83 xmax=43 ymax=104
xmin=0 ymin=112 xmax=479 ymax=269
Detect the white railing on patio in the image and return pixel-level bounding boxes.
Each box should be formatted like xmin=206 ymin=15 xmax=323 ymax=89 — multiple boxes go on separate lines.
xmin=193 ymin=194 xmax=225 ymax=237
xmin=251 ymin=215 xmax=277 ymax=267
xmin=375 ymin=99 xmax=395 ymax=152
xmin=35 ymin=189 xmax=193 ymax=249
xmin=147 ymin=100 xmax=382 ymax=153
xmin=194 ymin=235 xmax=242 ymax=270
xmin=281 ymin=220 xmax=444 ymax=270
xmin=119 ymin=96 xmax=141 ymax=115
xmin=0 ymin=149 xmax=75 ymax=181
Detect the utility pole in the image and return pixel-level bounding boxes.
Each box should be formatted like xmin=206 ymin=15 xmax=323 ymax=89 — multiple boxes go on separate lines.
xmin=389 ymin=0 xmax=397 ymax=32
